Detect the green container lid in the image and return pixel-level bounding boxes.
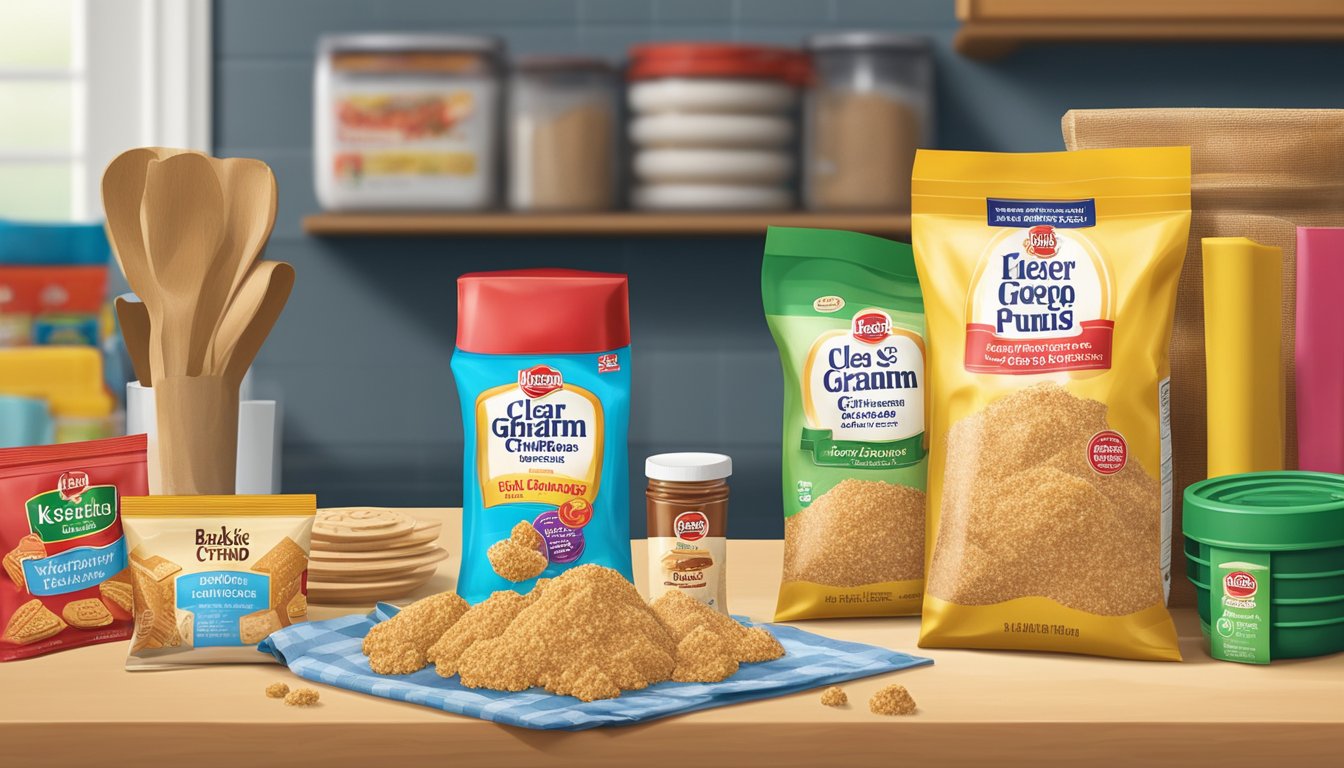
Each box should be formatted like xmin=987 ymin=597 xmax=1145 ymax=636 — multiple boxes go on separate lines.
xmin=1184 ymin=471 xmax=1344 ymax=550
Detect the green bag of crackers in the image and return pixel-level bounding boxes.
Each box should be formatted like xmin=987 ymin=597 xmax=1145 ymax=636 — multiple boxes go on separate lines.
xmin=762 ymin=227 xmax=928 ymax=621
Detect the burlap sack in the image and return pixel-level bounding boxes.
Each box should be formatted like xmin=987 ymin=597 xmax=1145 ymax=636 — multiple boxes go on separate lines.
xmin=1063 ymin=108 xmax=1344 ymax=604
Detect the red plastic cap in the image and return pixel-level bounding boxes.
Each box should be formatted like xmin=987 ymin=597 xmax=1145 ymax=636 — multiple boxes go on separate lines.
xmin=627 ymin=42 xmax=809 ymax=85
xmin=456 ymin=269 xmax=630 ymax=355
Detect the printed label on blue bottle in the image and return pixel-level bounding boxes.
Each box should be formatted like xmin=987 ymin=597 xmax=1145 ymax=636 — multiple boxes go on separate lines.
xmin=175 ymin=571 xmax=271 ymax=647
xmin=22 ymin=538 xmax=127 ymax=596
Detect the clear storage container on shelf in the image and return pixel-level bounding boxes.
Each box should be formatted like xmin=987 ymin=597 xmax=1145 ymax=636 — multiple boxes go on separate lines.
xmin=626 ymin=43 xmax=808 ymax=212
xmin=314 ymin=34 xmax=503 ymax=211
xmin=804 ymin=33 xmax=933 ymax=212
xmin=508 ymin=57 xmax=618 ymax=212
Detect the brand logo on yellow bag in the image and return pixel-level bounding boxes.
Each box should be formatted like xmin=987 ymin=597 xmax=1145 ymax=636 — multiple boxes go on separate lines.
xmin=964 ymin=225 xmax=1114 ymax=374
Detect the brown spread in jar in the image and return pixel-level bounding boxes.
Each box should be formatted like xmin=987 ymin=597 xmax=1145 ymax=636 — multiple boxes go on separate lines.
xmin=646 ymin=453 xmax=731 ymax=614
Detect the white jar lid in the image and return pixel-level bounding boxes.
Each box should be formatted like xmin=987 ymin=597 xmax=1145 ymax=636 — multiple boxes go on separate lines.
xmin=646 ymin=453 xmax=733 ymax=482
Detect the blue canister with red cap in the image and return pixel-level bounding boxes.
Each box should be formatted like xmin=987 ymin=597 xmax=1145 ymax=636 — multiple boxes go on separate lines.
xmin=452 ymin=269 xmax=632 ymax=603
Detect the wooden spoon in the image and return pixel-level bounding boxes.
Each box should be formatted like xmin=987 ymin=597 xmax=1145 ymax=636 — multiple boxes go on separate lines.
xmin=101 ymin=148 xmax=199 ymax=289
xmin=213 ymin=261 xmax=295 ymax=385
xmin=114 ymin=296 xmax=153 ymax=387
xmin=101 ymin=149 xmax=159 ymax=293
xmin=199 ymin=158 xmax=277 ymax=373
xmin=139 ymin=153 xmax=226 ymax=377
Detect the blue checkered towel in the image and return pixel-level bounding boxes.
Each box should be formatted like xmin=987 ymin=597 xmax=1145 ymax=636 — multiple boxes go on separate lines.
xmin=258 ymin=603 xmax=931 ymax=730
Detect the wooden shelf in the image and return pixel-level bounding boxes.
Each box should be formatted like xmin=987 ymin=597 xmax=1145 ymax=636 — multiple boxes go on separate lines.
xmin=4 ymin=508 xmax=1340 ymax=768
xmin=955 ymin=0 xmax=1344 ymax=58
xmin=302 ymin=212 xmax=911 ymax=238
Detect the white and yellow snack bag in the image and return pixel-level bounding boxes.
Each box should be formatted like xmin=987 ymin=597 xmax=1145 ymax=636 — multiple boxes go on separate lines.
xmin=121 ymin=494 xmax=315 ymax=669
xmin=912 ymin=148 xmax=1189 ymax=661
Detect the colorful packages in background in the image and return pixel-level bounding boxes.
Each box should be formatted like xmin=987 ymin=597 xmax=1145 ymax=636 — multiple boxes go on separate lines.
xmin=0 ymin=220 xmax=111 ymax=348
xmin=1295 ymin=227 xmax=1344 ymax=473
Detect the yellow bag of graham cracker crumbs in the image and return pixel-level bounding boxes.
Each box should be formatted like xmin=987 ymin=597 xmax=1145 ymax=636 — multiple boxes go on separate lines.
xmin=911 ymin=148 xmax=1188 ymax=661
xmin=121 ymin=494 xmax=315 ymax=669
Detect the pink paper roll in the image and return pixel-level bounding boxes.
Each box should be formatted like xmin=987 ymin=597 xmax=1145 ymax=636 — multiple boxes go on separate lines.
xmin=1296 ymin=227 xmax=1344 ymax=473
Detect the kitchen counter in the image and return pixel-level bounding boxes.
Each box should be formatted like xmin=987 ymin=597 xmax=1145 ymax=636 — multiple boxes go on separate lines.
xmin=2 ymin=508 xmax=1340 ymax=767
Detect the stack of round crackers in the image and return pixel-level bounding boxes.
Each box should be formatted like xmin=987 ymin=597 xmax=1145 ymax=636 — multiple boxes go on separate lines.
xmin=308 ymin=509 xmax=447 ymax=604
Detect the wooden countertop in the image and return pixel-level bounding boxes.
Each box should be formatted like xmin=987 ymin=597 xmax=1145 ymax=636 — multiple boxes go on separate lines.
xmin=2 ymin=509 xmax=1340 ymax=767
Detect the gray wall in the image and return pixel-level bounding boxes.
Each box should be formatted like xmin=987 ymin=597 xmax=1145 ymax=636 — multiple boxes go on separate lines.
xmin=216 ymin=0 xmax=1344 ymax=537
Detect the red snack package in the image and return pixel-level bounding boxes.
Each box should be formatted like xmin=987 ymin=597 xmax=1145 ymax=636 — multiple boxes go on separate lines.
xmin=0 ymin=435 xmax=147 ymax=661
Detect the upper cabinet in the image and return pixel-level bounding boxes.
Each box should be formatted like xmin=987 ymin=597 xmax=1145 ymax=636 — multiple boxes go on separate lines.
xmin=955 ymin=0 xmax=1344 ymax=58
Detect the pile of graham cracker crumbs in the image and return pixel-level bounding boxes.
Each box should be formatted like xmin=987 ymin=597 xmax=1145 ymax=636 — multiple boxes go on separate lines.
xmin=264 ymin=682 xmax=289 ymax=699
xmin=284 ymin=688 xmax=320 ymax=707
xmin=868 ymin=683 xmax=915 ymax=716
xmin=364 ymin=564 xmax=786 ymax=701
xmin=783 ymin=478 xmax=925 ymax=587
xmin=927 ymin=383 xmax=1162 ymax=616
xmin=427 ymin=589 xmax=536 ymax=677
xmin=362 ymin=592 xmax=470 ymax=675
xmin=487 ymin=521 xmax=549 ymax=582
xmin=650 ymin=590 xmax=784 ymax=665
xmin=820 ymin=685 xmax=847 ymax=707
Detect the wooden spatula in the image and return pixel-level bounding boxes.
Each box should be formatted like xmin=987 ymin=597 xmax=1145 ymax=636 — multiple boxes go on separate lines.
xmin=195 ymin=158 xmax=277 ymax=375
xmin=139 ymin=153 xmax=226 ymax=377
xmin=102 ymin=147 xmax=199 ymax=291
xmin=102 ymin=149 xmax=159 ymax=292
xmin=213 ymin=261 xmax=295 ymax=385
xmin=114 ymin=296 xmax=153 ymax=387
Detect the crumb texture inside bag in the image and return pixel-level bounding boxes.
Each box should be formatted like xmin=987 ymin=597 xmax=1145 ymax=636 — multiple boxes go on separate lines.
xmin=366 ymin=565 xmax=785 ymax=701
xmin=783 ymin=478 xmax=924 ymax=588
xmin=927 ymin=383 xmax=1162 ymax=616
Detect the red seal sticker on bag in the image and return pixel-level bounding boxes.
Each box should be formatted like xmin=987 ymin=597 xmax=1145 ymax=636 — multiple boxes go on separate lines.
xmin=1087 ymin=430 xmax=1127 ymax=475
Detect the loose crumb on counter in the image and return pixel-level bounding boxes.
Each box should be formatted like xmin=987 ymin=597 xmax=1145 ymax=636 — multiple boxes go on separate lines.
xmin=265 ymin=682 xmax=290 ymax=699
xmin=284 ymin=688 xmax=321 ymax=707
xmin=869 ymin=683 xmax=916 ymax=716
xmin=820 ymin=686 xmax=848 ymax=707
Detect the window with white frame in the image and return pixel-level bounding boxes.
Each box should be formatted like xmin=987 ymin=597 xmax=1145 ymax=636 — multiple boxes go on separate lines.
xmin=0 ymin=0 xmax=211 ymax=222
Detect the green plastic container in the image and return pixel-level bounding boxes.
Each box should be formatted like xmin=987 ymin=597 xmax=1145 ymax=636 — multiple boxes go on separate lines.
xmin=1183 ymin=471 xmax=1344 ymax=663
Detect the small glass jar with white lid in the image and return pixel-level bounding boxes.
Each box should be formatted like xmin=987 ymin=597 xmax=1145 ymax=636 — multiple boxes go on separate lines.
xmin=508 ymin=57 xmax=618 ymax=211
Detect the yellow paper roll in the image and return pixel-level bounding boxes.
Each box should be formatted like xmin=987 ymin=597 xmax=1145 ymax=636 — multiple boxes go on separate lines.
xmin=1202 ymin=237 xmax=1285 ymax=477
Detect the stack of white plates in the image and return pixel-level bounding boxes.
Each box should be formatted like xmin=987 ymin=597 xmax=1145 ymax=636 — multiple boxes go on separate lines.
xmin=628 ymin=59 xmax=799 ymax=211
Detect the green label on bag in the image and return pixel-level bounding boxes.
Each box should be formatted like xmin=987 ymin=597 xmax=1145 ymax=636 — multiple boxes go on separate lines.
xmin=1211 ymin=547 xmax=1271 ymax=664
xmin=26 ymin=484 xmax=118 ymax=543
xmin=801 ymin=429 xmax=926 ymax=468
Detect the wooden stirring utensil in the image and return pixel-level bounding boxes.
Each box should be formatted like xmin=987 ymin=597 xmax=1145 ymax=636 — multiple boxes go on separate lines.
xmin=196 ymin=158 xmax=277 ymax=376
xmin=139 ymin=153 xmax=226 ymax=377
xmin=101 ymin=149 xmax=159 ymax=291
xmin=213 ymin=261 xmax=295 ymax=385
xmin=114 ymin=296 xmax=152 ymax=387
xmin=102 ymin=147 xmax=198 ymax=295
